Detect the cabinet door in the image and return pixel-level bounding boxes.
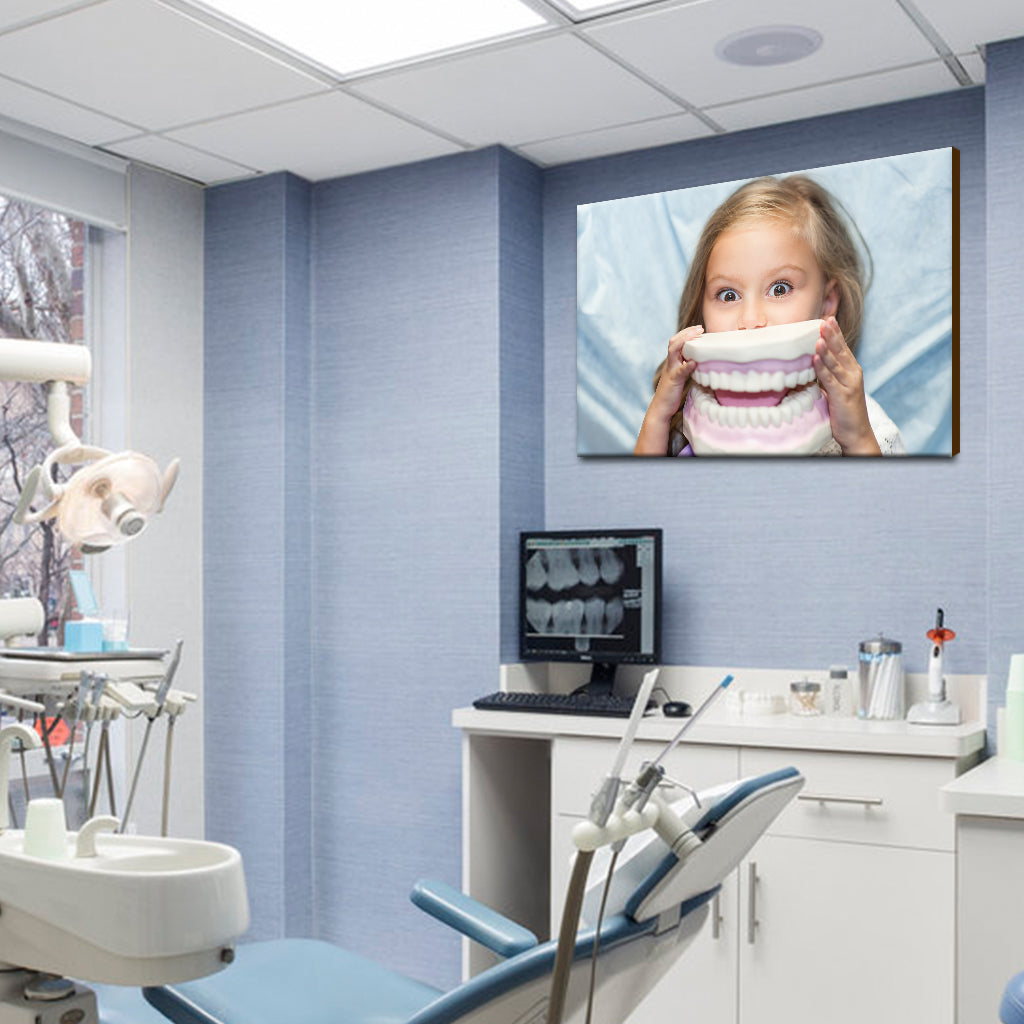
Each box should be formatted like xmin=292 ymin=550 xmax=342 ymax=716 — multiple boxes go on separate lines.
xmin=738 ymin=835 xmax=954 ymax=1024
xmin=625 ymin=872 xmax=738 ymax=1024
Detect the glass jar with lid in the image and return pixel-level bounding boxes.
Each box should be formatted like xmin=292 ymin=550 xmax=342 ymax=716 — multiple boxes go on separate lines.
xmin=789 ymin=678 xmax=822 ymax=716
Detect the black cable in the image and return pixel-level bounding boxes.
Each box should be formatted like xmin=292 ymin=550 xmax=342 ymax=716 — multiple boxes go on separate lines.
xmin=584 ymin=847 xmax=620 ymax=1024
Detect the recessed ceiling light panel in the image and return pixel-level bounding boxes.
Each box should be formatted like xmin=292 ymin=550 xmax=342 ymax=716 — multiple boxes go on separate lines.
xmin=715 ymin=25 xmax=823 ymax=67
xmin=187 ymin=0 xmax=549 ymax=76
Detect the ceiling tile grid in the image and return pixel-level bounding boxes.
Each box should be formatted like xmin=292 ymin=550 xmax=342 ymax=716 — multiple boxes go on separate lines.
xmin=0 ymin=0 xmax=1018 ymax=185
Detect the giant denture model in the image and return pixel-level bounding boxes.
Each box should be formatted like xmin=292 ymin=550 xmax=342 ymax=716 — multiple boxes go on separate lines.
xmin=681 ymin=319 xmax=832 ymax=455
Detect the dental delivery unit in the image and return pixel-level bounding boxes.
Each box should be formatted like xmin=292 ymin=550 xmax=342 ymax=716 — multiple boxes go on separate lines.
xmin=0 ymin=337 xmax=251 ymax=1024
xmin=141 ymin=671 xmax=803 ymax=1024
xmin=682 ymin=319 xmax=831 ymax=455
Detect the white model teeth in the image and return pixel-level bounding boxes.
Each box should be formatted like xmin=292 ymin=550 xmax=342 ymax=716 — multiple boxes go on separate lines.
xmin=691 ymin=384 xmax=820 ymax=429
xmin=693 ymin=366 xmax=815 ymax=391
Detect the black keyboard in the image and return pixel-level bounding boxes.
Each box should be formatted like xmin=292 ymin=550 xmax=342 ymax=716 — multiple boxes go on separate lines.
xmin=472 ymin=690 xmax=645 ymax=717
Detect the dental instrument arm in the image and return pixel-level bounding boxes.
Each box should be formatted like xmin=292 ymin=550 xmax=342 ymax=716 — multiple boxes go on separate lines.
xmin=121 ymin=639 xmax=183 ymax=833
xmin=0 ymin=723 xmax=42 ymax=830
xmin=547 ymin=670 xmax=659 ymax=1024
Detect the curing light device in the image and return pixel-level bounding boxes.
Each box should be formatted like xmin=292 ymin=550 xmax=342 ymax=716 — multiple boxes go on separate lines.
xmin=907 ymin=607 xmax=961 ymax=725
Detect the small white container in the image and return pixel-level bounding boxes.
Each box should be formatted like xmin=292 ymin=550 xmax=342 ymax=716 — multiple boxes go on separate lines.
xmin=23 ymin=798 xmax=68 ymax=861
xmin=826 ymin=665 xmax=854 ymax=716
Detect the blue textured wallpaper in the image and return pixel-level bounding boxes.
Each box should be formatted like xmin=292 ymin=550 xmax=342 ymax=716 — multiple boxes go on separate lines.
xmin=309 ymin=148 xmax=543 ymax=986
xmin=203 ymin=64 xmax=1024 ymax=995
xmin=986 ymin=38 xmax=1024 ymax=722
xmin=204 ymin=173 xmax=313 ymax=940
xmin=543 ymin=89 xmax=987 ymax=684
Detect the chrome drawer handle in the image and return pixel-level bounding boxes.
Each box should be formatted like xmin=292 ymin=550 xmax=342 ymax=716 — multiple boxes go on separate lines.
xmin=797 ymin=793 xmax=884 ymax=807
xmin=746 ymin=862 xmax=758 ymax=945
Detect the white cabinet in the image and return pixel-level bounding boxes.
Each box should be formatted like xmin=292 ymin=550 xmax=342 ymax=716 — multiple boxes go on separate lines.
xmin=941 ymin=758 xmax=1024 ymax=1023
xmin=738 ymin=835 xmax=953 ymax=1024
xmin=454 ymin=685 xmax=983 ymax=1023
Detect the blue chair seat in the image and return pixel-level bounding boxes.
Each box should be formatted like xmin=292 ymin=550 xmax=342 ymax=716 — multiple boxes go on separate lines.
xmin=145 ymin=939 xmax=442 ymax=1024
xmin=1002 ymin=970 xmax=1024 ymax=1024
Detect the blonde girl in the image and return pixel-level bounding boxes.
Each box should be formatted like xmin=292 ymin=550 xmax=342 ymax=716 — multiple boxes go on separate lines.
xmin=634 ymin=174 xmax=903 ymax=456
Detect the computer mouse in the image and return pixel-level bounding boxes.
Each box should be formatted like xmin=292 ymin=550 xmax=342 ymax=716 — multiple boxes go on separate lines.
xmin=662 ymin=700 xmax=692 ymax=718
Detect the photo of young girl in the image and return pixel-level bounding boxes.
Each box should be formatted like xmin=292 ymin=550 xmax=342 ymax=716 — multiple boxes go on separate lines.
xmin=576 ymin=148 xmax=955 ymax=457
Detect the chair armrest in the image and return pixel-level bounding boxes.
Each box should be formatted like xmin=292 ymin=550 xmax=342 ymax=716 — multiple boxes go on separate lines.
xmin=410 ymin=879 xmax=538 ymax=958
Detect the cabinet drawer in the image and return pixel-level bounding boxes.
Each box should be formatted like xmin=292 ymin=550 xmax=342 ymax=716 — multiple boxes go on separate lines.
xmin=741 ymin=747 xmax=956 ymax=851
xmin=552 ymin=735 xmax=739 ymax=817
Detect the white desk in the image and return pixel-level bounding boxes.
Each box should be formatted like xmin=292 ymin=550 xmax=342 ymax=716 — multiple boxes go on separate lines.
xmin=942 ymin=757 xmax=1024 ymax=1023
xmin=454 ymin=665 xmax=986 ymax=1024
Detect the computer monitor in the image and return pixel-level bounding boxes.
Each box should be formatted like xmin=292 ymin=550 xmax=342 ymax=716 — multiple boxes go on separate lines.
xmin=519 ymin=528 xmax=662 ymax=696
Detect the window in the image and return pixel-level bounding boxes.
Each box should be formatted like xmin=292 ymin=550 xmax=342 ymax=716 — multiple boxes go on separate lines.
xmin=0 ymin=193 xmax=87 ymax=642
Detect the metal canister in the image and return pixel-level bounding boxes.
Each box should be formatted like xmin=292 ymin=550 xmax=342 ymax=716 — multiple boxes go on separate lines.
xmin=858 ymin=635 xmax=904 ymax=719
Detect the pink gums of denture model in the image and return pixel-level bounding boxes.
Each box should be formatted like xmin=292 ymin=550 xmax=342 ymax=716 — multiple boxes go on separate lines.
xmin=681 ymin=319 xmax=833 ymax=455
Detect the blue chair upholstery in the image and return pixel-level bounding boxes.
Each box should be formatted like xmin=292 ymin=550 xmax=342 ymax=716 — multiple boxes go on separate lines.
xmin=1002 ymin=970 xmax=1024 ymax=1024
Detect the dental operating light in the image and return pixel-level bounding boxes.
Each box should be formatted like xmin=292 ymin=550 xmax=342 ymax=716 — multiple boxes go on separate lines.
xmin=2 ymin=337 xmax=179 ymax=552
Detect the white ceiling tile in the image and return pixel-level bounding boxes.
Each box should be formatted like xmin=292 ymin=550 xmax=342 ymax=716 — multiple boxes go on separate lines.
xmin=911 ymin=0 xmax=1024 ymax=53
xmin=165 ymin=91 xmax=462 ymax=181
xmin=0 ymin=0 xmax=327 ymax=131
xmin=709 ymin=60 xmax=962 ymax=135
xmin=351 ymin=33 xmax=682 ymax=146
xmin=103 ymin=134 xmax=257 ymax=184
xmin=520 ymin=110 xmax=714 ymax=165
xmin=0 ymin=73 xmax=137 ymax=144
xmin=584 ymin=0 xmax=937 ymax=108
xmin=0 ymin=0 xmax=93 ymax=33
xmin=959 ymin=51 xmax=986 ymax=85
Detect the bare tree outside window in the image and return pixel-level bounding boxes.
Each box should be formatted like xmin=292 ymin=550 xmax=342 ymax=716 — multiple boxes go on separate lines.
xmin=0 ymin=194 xmax=86 ymax=643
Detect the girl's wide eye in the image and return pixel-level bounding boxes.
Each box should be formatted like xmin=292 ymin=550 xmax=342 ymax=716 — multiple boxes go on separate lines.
xmin=770 ymin=281 xmax=793 ymax=298
xmin=717 ymin=288 xmax=739 ymax=302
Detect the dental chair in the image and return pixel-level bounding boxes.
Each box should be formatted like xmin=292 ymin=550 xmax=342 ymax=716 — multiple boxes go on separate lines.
xmin=140 ymin=765 xmax=803 ymax=1024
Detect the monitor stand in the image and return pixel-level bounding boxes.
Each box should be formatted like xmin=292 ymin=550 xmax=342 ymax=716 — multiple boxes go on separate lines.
xmin=571 ymin=662 xmax=617 ymax=698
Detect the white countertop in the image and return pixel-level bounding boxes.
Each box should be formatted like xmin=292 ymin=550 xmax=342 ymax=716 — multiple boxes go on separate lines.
xmin=941 ymin=756 xmax=1024 ymax=818
xmin=453 ymin=705 xmax=986 ymax=759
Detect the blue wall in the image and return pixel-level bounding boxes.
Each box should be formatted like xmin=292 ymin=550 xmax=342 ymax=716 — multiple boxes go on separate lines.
xmin=205 ymin=149 xmax=544 ymax=984
xmin=543 ymin=88 xmax=986 ymax=682
xmin=204 ymin=172 xmax=313 ymax=940
xmin=204 ymin=47 xmax=1024 ymax=990
xmin=986 ymin=39 xmax=1024 ymax=733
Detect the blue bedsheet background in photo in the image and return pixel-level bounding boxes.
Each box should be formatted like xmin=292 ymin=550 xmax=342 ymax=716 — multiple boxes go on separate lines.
xmin=577 ymin=148 xmax=955 ymax=455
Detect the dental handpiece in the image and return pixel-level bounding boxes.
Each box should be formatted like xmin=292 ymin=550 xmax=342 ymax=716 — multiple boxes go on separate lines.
xmin=588 ymin=669 xmax=659 ymax=827
xmin=154 ymin=638 xmax=184 ymax=711
xmin=649 ymin=673 xmax=734 ymax=774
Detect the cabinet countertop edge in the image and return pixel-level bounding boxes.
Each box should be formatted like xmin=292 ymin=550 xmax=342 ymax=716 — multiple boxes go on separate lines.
xmin=453 ymin=707 xmax=986 ymax=759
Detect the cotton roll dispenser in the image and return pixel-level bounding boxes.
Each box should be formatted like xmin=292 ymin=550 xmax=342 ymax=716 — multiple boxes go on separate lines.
xmin=858 ymin=634 xmax=904 ymax=719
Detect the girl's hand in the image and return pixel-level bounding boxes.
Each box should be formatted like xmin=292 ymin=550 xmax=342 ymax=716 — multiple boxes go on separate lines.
xmin=812 ymin=317 xmax=881 ymax=456
xmin=634 ymin=325 xmax=703 ymax=455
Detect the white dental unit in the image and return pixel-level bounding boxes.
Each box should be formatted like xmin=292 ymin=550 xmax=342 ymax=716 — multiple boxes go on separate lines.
xmin=0 ymin=337 xmax=250 ymax=1024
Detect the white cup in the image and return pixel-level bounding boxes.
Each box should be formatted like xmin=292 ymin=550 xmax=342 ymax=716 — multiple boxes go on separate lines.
xmin=23 ymin=798 xmax=68 ymax=860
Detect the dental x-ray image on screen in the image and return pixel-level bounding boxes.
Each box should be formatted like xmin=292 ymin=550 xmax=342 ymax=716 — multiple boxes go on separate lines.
xmin=577 ymin=147 xmax=957 ymax=457
xmin=519 ymin=529 xmax=661 ymax=681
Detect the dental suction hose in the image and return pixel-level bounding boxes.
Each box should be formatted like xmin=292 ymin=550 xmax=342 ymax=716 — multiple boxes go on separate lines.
xmin=548 ymin=672 xmax=733 ymax=1024
xmin=547 ymin=670 xmax=659 ymax=1024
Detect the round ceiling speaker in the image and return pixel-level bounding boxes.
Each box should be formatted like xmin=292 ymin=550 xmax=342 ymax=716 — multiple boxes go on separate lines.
xmin=715 ymin=25 xmax=823 ymax=67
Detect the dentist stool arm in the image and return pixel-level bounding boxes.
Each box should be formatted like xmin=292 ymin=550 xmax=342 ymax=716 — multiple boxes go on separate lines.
xmin=410 ymin=879 xmax=538 ymax=957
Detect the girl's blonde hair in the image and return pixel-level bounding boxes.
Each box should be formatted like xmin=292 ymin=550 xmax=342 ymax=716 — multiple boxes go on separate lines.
xmin=656 ymin=174 xmax=871 ymax=452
